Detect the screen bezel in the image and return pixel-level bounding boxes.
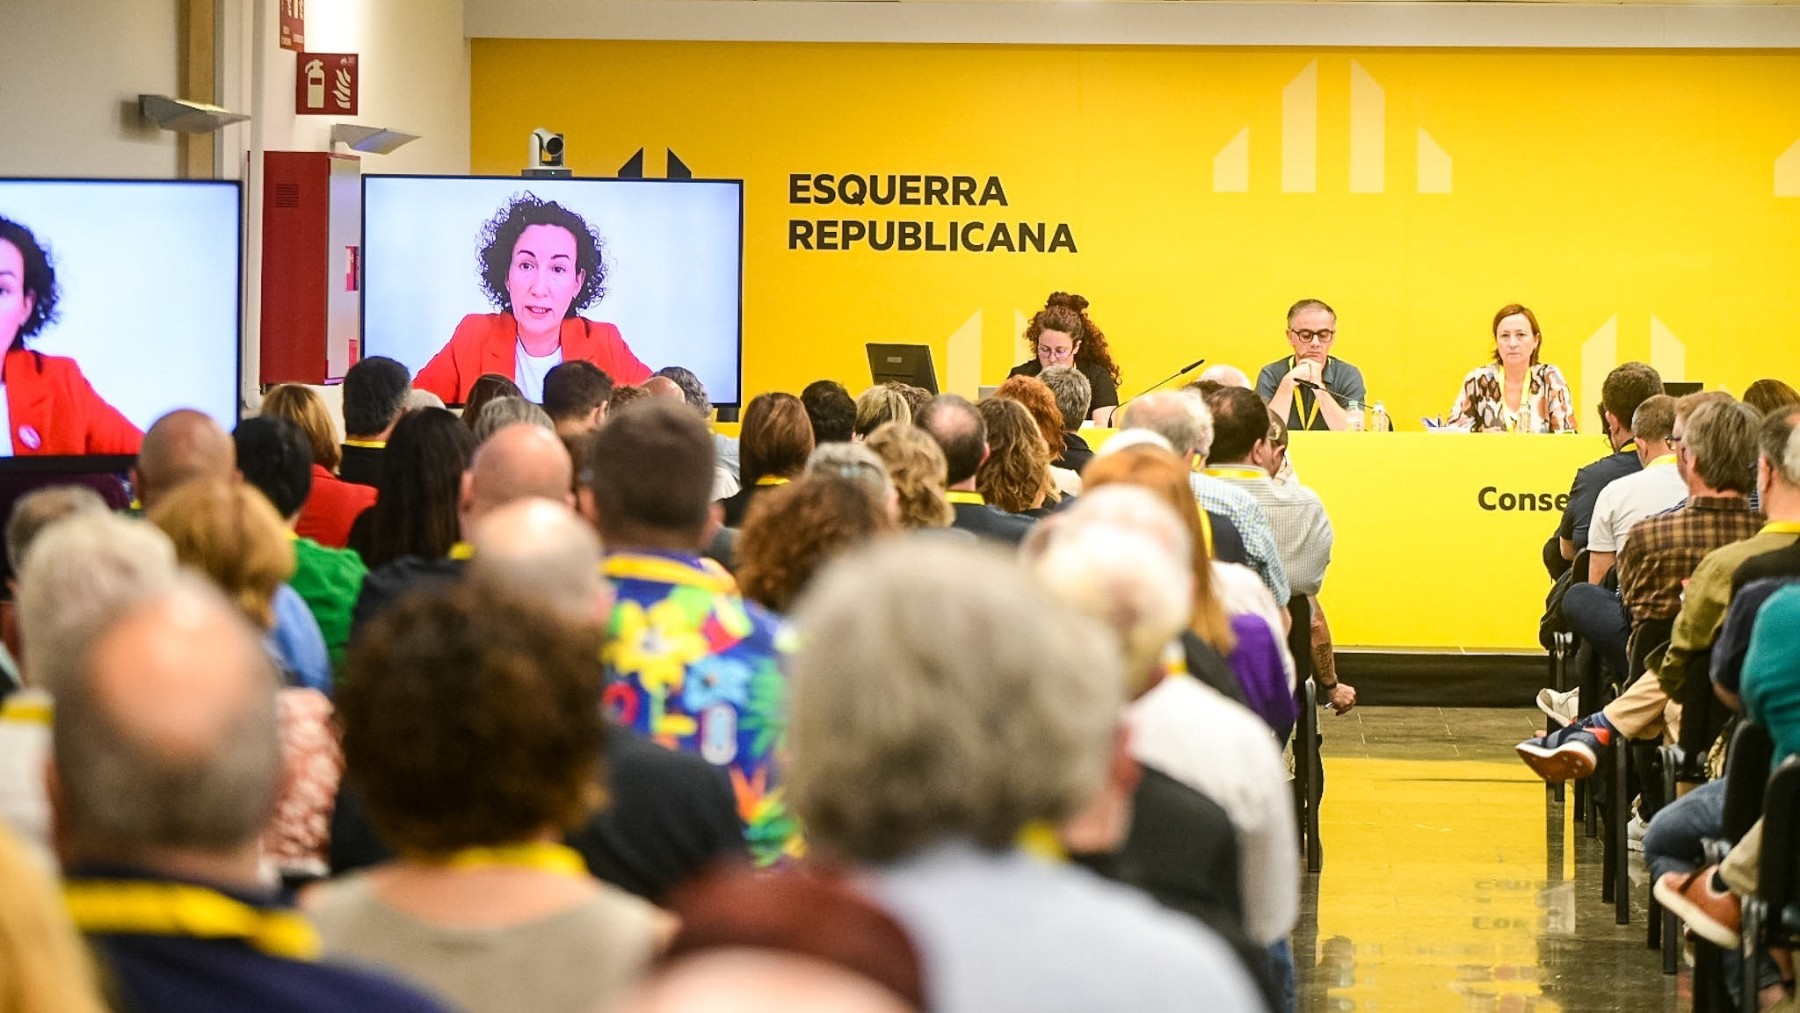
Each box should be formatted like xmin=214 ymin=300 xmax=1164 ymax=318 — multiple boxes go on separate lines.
xmin=0 ymin=176 xmax=245 ymax=473
xmin=358 ymin=173 xmax=746 ymax=409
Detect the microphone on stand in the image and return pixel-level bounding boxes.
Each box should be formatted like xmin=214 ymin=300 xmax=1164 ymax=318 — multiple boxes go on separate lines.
xmin=1121 ymin=358 xmax=1207 ymax=404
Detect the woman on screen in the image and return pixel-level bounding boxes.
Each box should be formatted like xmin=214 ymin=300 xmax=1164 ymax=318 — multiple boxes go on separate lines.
xmin=413 ymin=194 xmax=654 ymax=405
xmin=1446 ymin=304 xmax=1576 ymax=434
xmin=0 ymin=218 xmax=142 ymax=456
xmin=1007 ymin=293 xmax=1121 ymax=426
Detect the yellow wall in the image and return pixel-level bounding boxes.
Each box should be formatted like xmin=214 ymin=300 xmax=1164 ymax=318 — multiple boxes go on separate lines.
xmin=472 ymin=41 xmax=1800 ymax=418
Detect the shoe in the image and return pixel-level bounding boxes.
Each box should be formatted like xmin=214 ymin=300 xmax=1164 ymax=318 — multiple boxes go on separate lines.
xmin=1627 ymin=816 xmax=1647 ymax=853
xmin=1516 ymin=720 xmax=1612 ymax=782
xmin=1535 ymin=687 xmax=1580 ymax=728
xmin=1654 ymin=868 xmax=1741 ymax=949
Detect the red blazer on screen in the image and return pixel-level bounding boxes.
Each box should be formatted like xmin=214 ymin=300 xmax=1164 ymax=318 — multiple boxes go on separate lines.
xmin=3 ymin=348 xmax=143 ymax=456
xmin=412 ymin=313 xmax=654 ymax=404
xmin=296 ymin=464 xmax=377 ymax=549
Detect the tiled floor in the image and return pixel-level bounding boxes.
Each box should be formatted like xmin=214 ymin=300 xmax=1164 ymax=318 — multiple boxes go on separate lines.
xmin=1296 ymin=706 xmax=1680 ymax=1013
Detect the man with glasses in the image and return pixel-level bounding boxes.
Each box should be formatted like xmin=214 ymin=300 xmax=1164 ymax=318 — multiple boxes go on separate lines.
xmin=1256 ymin=299 xmax=1367 ymax=432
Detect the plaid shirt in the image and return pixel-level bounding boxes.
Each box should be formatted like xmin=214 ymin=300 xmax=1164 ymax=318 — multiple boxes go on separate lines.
xmin=1617 ymin=497 xmax=1764 ymax=624
xmin=1204 ymin=466 xmax=1334 ymax=596
xmin=1190 ymin=472 xmax=1290 ymax=603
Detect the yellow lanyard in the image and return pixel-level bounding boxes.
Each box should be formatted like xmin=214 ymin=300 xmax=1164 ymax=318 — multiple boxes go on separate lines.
xmin=604 ymin=553 xmax=736 ymax=594
xmin=754 ymin=475 xmax=791 ymax=488
xmin=1015 ymin=821 xmax=1068 ymax=863
xmin=1203 ymin=466 xmax=1267 ymax=482
xmin=409 ymin=841 xmax=588 ymax=877
xmin=342 ymin=439 xmax=386 ymax=450
xmin=1290 ymin=356 xmax=1321 ymax=431
xmin=1646 ymin=454 xmax=1677 ymax=468
xmin=1760 ymin=521 xmax=1800 ymax=536
xmin=446 ymin=540 xmax=475 ymax=561
xmin=945 ymin=490 xmax=985 ymax=506
xmin=1196 ymin=506 xmax=1214 ymax=558
xmin=64 ymin=880 xmax=322 ymax=960
xmin=0 ymin=697 xmax=51 ymax=726
xmin=1500 ymin=367 xmax=1542 ymax=433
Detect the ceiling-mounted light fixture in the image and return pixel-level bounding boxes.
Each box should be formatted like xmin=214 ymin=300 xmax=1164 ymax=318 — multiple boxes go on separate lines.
xmin=139 ymin=94 xmax=251 ymax=133
xmin=330 ymin=123 xmax=420 ymax=154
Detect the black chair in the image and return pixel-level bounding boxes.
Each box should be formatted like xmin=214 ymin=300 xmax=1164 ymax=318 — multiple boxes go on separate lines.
xmin=1687 ymin=722 xmax=1774 ymax=1013
xmin=1741 ymin=757 xmax=1800 ymax=1008
xmin=1287 ymin=596 xmax=1323 ymax=874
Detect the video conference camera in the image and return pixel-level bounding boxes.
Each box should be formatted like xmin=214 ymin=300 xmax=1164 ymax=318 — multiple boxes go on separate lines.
xmin=524 ymin=128 xmax=571 ymax=178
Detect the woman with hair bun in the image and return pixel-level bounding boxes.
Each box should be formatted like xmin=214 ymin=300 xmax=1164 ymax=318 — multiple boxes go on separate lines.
xmin=1008 ymin=292 xmax=1122 ymax=426
xmin=414 ymin=193 xmax=654 ymax=404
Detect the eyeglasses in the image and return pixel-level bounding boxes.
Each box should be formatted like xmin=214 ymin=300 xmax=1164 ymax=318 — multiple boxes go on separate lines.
xmin=1037 ymin=344 xmax=1075 ymax=360
xmin=1290 ymin=329 xmax=1335 ymax=345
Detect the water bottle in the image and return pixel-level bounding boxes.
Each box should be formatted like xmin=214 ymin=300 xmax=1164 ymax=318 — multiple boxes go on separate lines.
xmin=1346 ymin=400 xmax=1365 ymax=432
xmin=1370 ymin=400 xmax=1388 ymax=433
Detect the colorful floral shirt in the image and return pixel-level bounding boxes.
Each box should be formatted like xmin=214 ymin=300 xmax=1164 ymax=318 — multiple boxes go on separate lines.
xmin=1446 ymin=362 xmax=1576 ymax=434
xmin=600 ymin=551 xmax=796 ymax=865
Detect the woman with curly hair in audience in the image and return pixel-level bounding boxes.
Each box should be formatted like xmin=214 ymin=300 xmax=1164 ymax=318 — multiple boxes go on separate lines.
xmin=1008 ymin=292 xmax=1122 ymax=425
xmin=347 ymin=408 xmax=478 ymax=568
xmin=995 ymin=374 xmax=1082 ymax=497
xmin=852 ymin=386 xmax=911 ymax=441
xmin=864 ymin=423 xmax=955 ymax=531
xmin=260 ymin=383 xmax=377 ymax=549
xmin=717 ymin=393 xmax=814 ymax=527
xmin=737 ymin=476 xmax=896 ymax=614
xmin=976 ymin=397 xmax=1062 ymax=519
xmin=1082 ymin=444 xmax=1295 ymax=736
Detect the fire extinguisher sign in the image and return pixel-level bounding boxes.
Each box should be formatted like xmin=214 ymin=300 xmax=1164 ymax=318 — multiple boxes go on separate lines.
xmin=295 ymin=53 xmax=357 ymax=116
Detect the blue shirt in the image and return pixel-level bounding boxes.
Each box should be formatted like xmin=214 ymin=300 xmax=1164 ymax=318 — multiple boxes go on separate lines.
xmin=267 ymin=583 xmax=332 ymax=695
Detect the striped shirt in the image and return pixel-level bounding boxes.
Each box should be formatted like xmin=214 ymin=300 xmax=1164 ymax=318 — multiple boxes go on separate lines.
xmin=1190 ymin=473 xmax=1290 ymax=604
xmin=1203 ymin=466 xmax=1334 ymax=597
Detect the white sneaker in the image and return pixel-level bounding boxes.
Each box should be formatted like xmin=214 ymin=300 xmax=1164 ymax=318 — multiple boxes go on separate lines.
xmin=1628 ymin=815 xmax=1647 ymax=853
xmin=1536 ymin=687 xmax=1579 ymax=728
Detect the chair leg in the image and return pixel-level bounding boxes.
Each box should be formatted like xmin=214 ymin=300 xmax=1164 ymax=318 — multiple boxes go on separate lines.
xmin=1742 ymin=899 xmax=1764 ymax=1013
xmin=1613 ymin=736 xmax=1631 ymax=925
xmin=1661 ymin=903 xmax=1679 ymax=975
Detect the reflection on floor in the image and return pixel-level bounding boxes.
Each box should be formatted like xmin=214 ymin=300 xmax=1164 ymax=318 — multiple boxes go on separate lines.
xmin=1296 ymin=706 xmax=1681 ymax=1013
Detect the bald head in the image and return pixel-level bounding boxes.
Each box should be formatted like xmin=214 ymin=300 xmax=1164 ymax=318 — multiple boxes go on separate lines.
xmin=1198 ymin=364 xmax=1251 ymax=389
xmin=621 ymin=952 xmax=918 ymax=1013
xmin=460 ymin=423 xmax=575 ymax=533
xmin=642 ymin=375 xmax=686 ymax=402
xmin=1117 ymin=391 xmax=1213 ymax=461
xmin=135 ymin=410 xmax=235 ymax=510
xmin=52 ymin=577 xmax=282 ymax=864
xmin=468 ymin=497 xmax=608 ymax=623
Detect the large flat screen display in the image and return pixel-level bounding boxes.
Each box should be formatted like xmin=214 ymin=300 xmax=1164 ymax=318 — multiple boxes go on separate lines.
xmin=361 ymin=175 xmax=743 ymax=406
xmin=0 ymin=179 xmax=241 ymax=465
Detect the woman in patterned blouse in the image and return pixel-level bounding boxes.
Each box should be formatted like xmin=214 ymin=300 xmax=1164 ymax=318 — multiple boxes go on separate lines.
xmin=1447 ymin=304 xmax=1576 ymax=434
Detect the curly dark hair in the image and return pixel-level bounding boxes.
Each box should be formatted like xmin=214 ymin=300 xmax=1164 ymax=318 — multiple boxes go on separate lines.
xmin=975 ymin=397 xmax=1055 ymax=513
xmin=0 ymin=217 xmax=60 ymax=347
xmin=993 ymin=375 xmax=1066 ymax=453
xmin=477 ymin=193 xmax=607 ymax=317
xmin=340 ymin=585 xmax=606 ymax=853
xmin=1024 ymin=292 xmax=1119 ymax=385
xmin=737 ymin=477 xmax=894 ymax=614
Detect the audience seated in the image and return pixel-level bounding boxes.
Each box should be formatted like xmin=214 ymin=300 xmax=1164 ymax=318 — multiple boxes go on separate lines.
xmin=459 ymin=373 xmax=523 ymax=431
xmin=1743 ymin=377 xmax=1800 ymax=417
xmin=132 ymin=407 xmax=235 ymax=511
xmin=786 ymin=538 xmax=1267 ymax=1013
xmin=917 ymin=394 xmax=1033 ymax=545
xmin=738 ymin=475 xmax=895 ymax=614
xmin=347 ymin=408 xmax=477 ymax=569
xmin=1544 ymin=362 xmax=1663 ymax=578
xmin=863 ymin=422 xmax=957 ymax=532
xmin=1038 ymin=365 xmax=1095 ymax=474
xmin=975 ymin=396 xmax=1063 ymax=519
xmin=994 ymin=374 xmax=1082 ymax=498
xmin=339 ymin=356 xmax=413 ymax=488
xmin=542 ymin=360 xmax=614 ymax=439
xmin=312 ymin=583 xmax=663 ymax=1013
xmin=719 ymin=392 xmax=814 ymax=527
xmin=801 ymin=379 xmax=857 ymax=445
xmin=582 ymin=400 xmax=796 ymax=865
xmin=49 ymin=575 xmax=453 ymax=1013
xmin=259 ymin=384 xmax=377 ymax=549
xmin=853 ymin=386 xmax=911 ymax=441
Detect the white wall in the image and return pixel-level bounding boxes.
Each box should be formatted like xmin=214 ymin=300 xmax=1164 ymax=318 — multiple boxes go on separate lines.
xmin=0 ymin=0 xmax=182 ymax=177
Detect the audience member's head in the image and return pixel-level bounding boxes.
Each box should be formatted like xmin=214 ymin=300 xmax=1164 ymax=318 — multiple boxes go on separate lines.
xmin=461 ymin=373 xmax=524 ymax=430
xmin=789 ymin=540 xmax=1120 ymax=863
xmin=801 ymin=380 xmax=857 ymax=444
xmin=405 ymin=388 xmax=447 ymax=412
xmin=610 ymin=384 xmax=649 ymax=413
xmin=655 ymin=366 xmax=712 ymax=417
xmin=461 ymin=422 xmax=576 ymax=532
xmin=583 ymin=400 xmax=716 ymax=550
xmin=884 ymin=383 xmax=933 ymax=418
xmin=621 ymin=869 xmax=924 ymax=1013
xmin=1118 ymin=390 xmax=1213 ymax=462
xmin=853 ymin=386 xmax=911 ymax=441
xmin=5 ymin=485 xmax=106 ymax=579
xmin=1682 ymin=398 xmax=1760 ymax=496
xmin=50 ymin=576 xmax=283 ymax=874
xmin=993 ymin=376 xmax=1067 ymax=456
xmin=1023 ymin=490 xmax=1193 ymax=692
xmin=233 ymin=414 xmax=313 ymax=522
xmin=915 ymin=395 xmax=986 ymax=487
xmin=642 ymin=375 xmax=688 ymax=404
xmin=738 ymin=477 xmax=895 ymax=615
xmin=1756 ymin=407 xmax=1800 ymax=496
xmin=340 ymin=586 xmax=604 ymax=855
xmin=148 ymin=480 xmax=295 ymax=632
xmin=473 ymin=395 xmax=554 ymax=443
xmin=1081 ymin=445 xmax=1234 ymax=652
xmin=740 ymin=393 xmax=814 ymax=487
xmin=1038 ymin=366 xmax=1092 ymax=434
xmin=1743 ymin=378 xmax=1800 ymax=417
xmin=468 ymin=497 xmax=609 ymax=625
xmin=1204 ymin=386 xmax=1274 ymax=465
xmin=1600 ymin=362 xmax=1663 ymax=441
xmin=975 ymin=397 xmax=1054 ymax=513
xmin=17 ymin=513 xmax=176 ymax=693
xmin=1630 ymin=393 xmax=1677 ymax=447
xmin=804 ymin=442 xmax=895 ymax=505
xmin=542 ymin=361 xmax=615 ymax=434
xmin=259 ymin=383 xmax=341 ymax=471
xmin=342 ymin=356 xmax=412 ymax=439
xmin=133 ymin=409 xmax=235 ymax=510
xmin=864 ymin=423 xmax=954 ymax=530
xmin=361 ymin=407 xmax=478 ymax=568
xmin=1198 ymin=364 xmax=1252 ymax=389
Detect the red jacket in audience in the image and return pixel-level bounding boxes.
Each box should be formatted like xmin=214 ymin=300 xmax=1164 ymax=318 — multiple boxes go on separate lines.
xmin=297 ymin=464 xmax=377 ymax=549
